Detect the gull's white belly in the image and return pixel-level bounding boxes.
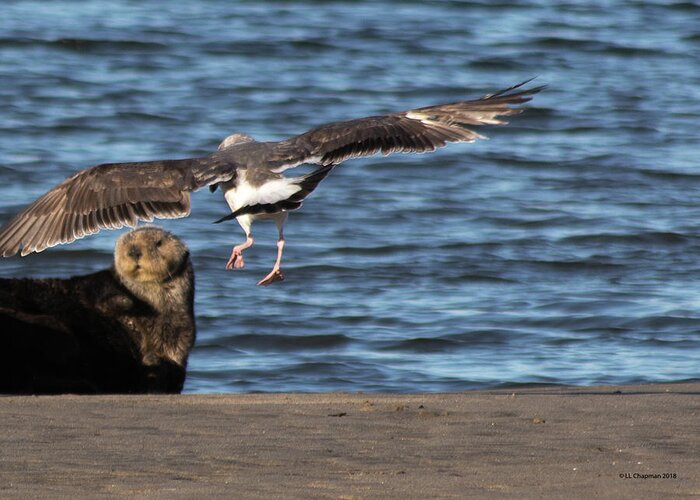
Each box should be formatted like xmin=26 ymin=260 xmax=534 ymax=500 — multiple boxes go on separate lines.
xmin=222 ymin=169 xmax=300 ymax=213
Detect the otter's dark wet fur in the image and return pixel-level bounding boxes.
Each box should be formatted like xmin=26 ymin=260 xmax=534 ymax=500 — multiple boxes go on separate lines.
xmin=0 ymin=227 xmax=195 ymax=394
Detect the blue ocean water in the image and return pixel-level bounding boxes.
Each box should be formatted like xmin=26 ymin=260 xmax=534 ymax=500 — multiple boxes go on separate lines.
xmin=1 ymin=0 xmax=699 ymax=393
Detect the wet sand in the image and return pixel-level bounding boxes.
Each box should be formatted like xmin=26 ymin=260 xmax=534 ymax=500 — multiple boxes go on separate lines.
xmin=1 ymin=382 xmax=698 ymax=498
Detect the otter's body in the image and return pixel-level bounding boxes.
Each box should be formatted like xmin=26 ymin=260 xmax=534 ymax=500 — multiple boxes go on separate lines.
xmin=0 ymin=227 xmax=195 ymax=394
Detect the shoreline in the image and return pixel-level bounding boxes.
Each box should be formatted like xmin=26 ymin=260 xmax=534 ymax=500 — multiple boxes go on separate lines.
xmin=1 ymin=382 xmax=698 ymax=497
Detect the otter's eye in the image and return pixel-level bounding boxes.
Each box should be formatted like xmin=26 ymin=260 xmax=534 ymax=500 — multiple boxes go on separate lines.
xmin=156 ymin=239 xmax=163 ymax=248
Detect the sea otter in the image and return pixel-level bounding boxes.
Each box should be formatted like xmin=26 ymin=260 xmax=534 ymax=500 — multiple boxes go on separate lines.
xmin=0 ymin=226 xmax=195 ymax=394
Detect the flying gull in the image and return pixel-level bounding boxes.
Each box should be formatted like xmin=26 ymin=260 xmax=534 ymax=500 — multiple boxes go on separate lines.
xmin=0 ymin=81 xmax=543 ymax=285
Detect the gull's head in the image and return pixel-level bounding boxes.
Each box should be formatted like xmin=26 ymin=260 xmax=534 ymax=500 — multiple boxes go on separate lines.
xmin=218 ymin=133 xmax=255 ymax=150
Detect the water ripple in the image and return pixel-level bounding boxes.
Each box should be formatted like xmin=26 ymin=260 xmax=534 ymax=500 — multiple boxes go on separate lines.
xmin=0 ymin=0 xmax=698 ymax=393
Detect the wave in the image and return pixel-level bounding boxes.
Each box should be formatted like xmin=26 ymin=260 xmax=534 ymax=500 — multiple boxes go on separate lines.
xmin=468 ymin=56 xmax=532 ymax=71
xmin=201 ymin=38 xmax=336 ymax=56
xmin=0 ymin=37 xmax=167 ymax=52
xmin=207 ymin=333 xmax=352 ymax=351
xmin=560 ymin=231 xmax=689 ymax=246
xmin=378 ymin=330 xmax=517 ymax=353
xmin=441 ymin=273 xmax=518 ymax=284
xmin=529 ymin=37 xmax=669 ymax=56
xmin=639 ymin=169 xmax=700 ymax=180
xmin=667 ymin=2 xmax=700 ymax=12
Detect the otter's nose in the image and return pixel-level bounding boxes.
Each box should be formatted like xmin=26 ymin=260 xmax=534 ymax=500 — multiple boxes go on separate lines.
xmin=128 ymin=245 xmax=142 ymax=260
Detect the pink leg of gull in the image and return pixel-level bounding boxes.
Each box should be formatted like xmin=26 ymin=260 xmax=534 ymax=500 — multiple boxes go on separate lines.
xmin=257 ymin=238 xmax=285 ymax=286
xmin=226 ymin=235 xmax=253 ymax=270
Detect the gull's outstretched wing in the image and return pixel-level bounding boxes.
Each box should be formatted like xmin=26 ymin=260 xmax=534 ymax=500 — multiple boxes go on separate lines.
xmin=266 ymin=80 xmax=544 ymax=172
xmin=0 ymin=80 xmax=544 ymax=257
xmin=0 ymin=155 xmax=234 ymax=256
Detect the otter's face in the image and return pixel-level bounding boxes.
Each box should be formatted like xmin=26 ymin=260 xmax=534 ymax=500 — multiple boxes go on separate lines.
xmin=115 ymin=227 xmax=189 ymax=284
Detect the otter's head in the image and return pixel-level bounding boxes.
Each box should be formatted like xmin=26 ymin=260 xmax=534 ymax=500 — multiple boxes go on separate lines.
xmin=115 ymin=227 xmax=190 ymax=287
xmin=217 ymin=133 xmax=255 ymax=150
xmin=114 ymin=226 xmax=196 ymax=372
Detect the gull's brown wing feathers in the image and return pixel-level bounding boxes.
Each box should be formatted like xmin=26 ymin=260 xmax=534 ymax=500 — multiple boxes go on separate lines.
xmin=0 ymin=155 xmax=233 ymax=256
xmin=267 ymin=80 xmax=544 ymax=171
xmin=0 ymin=81 xmax=543 ymax=257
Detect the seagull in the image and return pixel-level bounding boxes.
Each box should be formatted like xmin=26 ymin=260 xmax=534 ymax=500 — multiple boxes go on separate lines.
xmin=0 ymin=80 xmax=543 ymax=285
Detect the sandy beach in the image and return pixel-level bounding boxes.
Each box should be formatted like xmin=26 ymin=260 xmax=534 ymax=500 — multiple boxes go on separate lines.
xmin=1 ymin=382 xmax=698 ymax=498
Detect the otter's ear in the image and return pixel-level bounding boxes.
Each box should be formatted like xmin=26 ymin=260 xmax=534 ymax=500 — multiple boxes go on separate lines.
xmin=209 ymin=184 xmax=218 ymax=193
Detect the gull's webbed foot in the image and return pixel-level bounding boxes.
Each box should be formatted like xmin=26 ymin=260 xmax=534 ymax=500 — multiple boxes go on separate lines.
xmin=226 ymin=250 xmax=245 ymax=270
xmin=257 ymin=269 xmax=284 ymax=286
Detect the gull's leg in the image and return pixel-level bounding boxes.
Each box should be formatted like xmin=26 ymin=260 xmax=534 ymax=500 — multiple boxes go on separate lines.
xmin=257 ymin=238 xmax=285 ymax=285
xmin=226 ymin=215 xmax=254 ymax=270
xmin=258 ymin=212 xmax=287 ymax=286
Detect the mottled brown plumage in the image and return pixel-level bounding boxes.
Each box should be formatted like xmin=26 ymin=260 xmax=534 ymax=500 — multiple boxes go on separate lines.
xmin=0 ymin=81 xmax=543 ymax=283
